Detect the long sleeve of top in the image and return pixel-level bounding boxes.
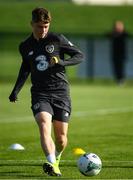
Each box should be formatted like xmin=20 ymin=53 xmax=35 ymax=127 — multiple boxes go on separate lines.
xmin=58 ymin=34 xmax=84 ymax=66
xmin=10 ymin=60 xmax=30 ymax=97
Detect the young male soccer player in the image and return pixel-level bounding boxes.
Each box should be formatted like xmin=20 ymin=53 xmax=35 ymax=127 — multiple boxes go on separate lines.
xmin=9 ymin=7 xmax=84 ymax=176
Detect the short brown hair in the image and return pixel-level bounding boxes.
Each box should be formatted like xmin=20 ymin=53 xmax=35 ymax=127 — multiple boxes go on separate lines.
xmin=32 ymin=7 xmax=51 ymax=23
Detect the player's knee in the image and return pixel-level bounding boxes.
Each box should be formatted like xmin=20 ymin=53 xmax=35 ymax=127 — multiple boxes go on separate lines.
xmin=37 ymin=120 xmax=51 ymax=138
xmin=57 ymin=135 xmax=67 ymax=148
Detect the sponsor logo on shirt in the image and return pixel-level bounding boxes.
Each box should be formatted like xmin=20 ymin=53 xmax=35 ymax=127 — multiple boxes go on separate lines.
xmin=35 ymin=55 xmax=49 ymax=71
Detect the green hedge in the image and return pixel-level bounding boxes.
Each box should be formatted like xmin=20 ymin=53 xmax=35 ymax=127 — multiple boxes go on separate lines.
xmin=0 ymin=1 xmax=133 ymax=35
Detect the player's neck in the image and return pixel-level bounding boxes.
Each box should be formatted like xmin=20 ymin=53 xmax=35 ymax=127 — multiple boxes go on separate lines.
xmin=33 ymin=33 xmax=48 ymax=41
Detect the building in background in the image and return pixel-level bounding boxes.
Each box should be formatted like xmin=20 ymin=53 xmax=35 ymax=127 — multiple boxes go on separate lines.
xmin=72 ymin=0 xmax=133 ymax=5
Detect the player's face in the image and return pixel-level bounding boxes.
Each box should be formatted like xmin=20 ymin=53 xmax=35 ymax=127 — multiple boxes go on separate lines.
xmin=31 ymin=21 xmax=50 ymax=39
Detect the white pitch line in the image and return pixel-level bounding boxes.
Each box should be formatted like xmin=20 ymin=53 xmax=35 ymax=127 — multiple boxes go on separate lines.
xmin=0 ymin=116 xmax=33 ymax=123
xmin=0 ymin=106 xmax=133 ymax=123
xmin=1 ymin=159 xmax=133 ymax=164
xmin=73 ymin=106 xmax=133 ymax=117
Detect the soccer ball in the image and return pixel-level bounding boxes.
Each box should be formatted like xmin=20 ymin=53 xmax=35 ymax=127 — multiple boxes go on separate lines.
xmin=77 ymin=153 xmax=102 ymax=176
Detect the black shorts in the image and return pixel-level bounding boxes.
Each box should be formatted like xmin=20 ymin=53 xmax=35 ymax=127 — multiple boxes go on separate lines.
xmin=31 ymin=97 xmax=71 ymax=123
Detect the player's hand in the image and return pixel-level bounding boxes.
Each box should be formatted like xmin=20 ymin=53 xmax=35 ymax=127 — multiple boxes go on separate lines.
xmin=50 ymin=56 xmax=59 ymax=65
xmin=9 ymin=93 xmax=18 ymax=102
xmin=50 ymin=56 xmax=64 ymax=67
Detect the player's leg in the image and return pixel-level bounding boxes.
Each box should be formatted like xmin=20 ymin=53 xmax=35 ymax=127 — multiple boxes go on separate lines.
xmin=32 ymin=100 xmax=55 ymax=160
xmin=35 ymin=111 xmax=61 ymax=176
xmin=35 ymin=111 xmax=55 ymax=159
xmin=31 ymin=99 xmax=62 ymax=176
xmin=52 ymin=106 xmax=70 ymax=167
xmin=53 ymin=120 xmax=69 ymax=165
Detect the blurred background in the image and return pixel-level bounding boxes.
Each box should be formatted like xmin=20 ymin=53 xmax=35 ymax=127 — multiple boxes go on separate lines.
xmin=0 ymin=1 xmax=133 ymax=179
xmin=0 ymin=0 xmax=133 ymax=83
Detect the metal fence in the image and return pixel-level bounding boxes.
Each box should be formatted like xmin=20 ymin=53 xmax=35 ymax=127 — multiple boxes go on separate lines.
xmin=69 ymin=36 xmax=133 ymax=79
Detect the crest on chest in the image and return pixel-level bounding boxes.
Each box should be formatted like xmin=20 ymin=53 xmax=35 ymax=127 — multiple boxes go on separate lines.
xmin=45 ymin=44 xmax=54 ymax=53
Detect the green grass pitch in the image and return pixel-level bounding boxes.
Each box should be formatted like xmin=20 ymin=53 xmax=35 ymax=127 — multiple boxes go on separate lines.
xmin=0 ymin=83 xmax=133 ymax=179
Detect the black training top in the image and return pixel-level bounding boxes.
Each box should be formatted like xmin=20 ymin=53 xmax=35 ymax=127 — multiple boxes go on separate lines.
xmin=11 ymin=32 xmax=84 ymax=98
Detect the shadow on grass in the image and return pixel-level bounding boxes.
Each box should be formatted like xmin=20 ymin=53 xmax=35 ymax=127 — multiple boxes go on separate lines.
xmin=0 ymin=170 xmax=45 ymax=179
xmin=0 ymin=163 xmax=45 ymax=179
xmin=0 ymin=162 xmax=76 ymax=179
xmin=1 ymin=162 xmax=133 ymax=168
xmin=0 ymin=162 xmax=133 ymax=179
xmin=103 ymin=165 xmax=133 ymax=168
xmin=0 ymin=174 xmax=45 ymax=179
xmin=0 ymin=163 xmax=41 ymax=167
